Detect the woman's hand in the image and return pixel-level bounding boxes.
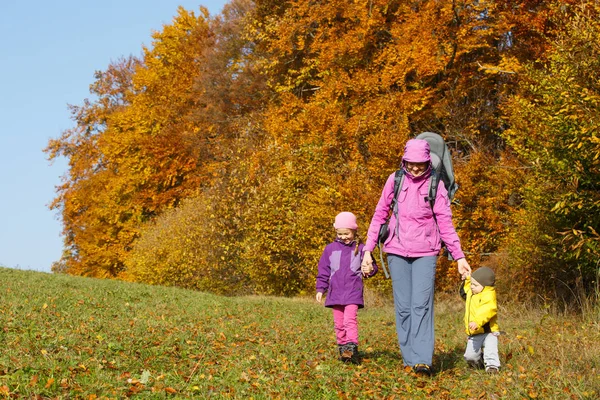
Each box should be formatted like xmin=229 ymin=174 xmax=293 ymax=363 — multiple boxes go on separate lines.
xmin=361 ymin=251 xmax=373 ymax=270
xmin=457 ymin=258 xmax=471 ymax=279
xmin=361 ymin=262 xmax=373 ymax=276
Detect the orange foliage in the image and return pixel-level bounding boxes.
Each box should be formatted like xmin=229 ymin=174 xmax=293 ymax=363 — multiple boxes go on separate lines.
xmin=46 ymin=8 xmax=214 ymax=277
xmin=48 ymin=0 xmax=571 ymax=297
xmin=242 ymin=0 xmax=547 ymax=293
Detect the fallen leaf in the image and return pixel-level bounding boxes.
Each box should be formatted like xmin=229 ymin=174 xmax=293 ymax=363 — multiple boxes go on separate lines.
xmin=28 ymin=375 xmax=38 ymax=387
xmin=140 ymin=370 xmax=151 ymax=384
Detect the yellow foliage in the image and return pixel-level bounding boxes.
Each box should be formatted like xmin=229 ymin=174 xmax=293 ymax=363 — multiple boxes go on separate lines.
xmin=49 ymin=0 xmax=582 ymax=300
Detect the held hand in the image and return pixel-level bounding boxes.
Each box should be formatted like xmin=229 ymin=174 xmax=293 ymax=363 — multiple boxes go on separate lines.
xmin=468 ymin=322 xmax=478 ymax=331
xmin=361 ymin=252 xmax=374 ymax=277
xmin=316 ymin=292 xmax=323 ymax=303
xmin=457 ymin=258 xmax=471 ymax=279
xmin=361 ymin=251 xmax=373 ymax=269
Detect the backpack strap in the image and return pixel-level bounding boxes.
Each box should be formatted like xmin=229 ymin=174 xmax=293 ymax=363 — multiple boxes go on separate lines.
xmin=377 ymin=169 xmax=404 ymax=280
xmin=392 ymin=169 xmax=405 ymax=237
xmin=426 ymin=169 xmax=454 ymax=261
xmin=391 ymin=169 xmax=404 ymax=216
xmin=378 ymin=247 xmax=389 ymax=279
xmin=426 ymin=169 xmax=439 ymax=209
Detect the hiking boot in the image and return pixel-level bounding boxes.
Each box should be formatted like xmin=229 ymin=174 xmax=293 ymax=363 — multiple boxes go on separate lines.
xmin=337 ymin=344 xmax=348 ymax=360
xmin=339 ymin=344 xmax=353 ymax=363
xmin=486 ymin=366 xmax=499 ymax=374
xmin=346 ymin=342 xmax=360 ymax=364
xmin=413 ymin=364 xmax=432 ymax=377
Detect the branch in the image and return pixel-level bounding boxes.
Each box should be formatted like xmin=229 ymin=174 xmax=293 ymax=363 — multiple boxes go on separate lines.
xmin=477 ymin=62 xmax=516 ymax=75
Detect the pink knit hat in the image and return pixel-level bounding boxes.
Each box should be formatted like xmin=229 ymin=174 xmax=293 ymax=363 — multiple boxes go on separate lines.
xmin=333 ymin=212 xmax=358 ymax=230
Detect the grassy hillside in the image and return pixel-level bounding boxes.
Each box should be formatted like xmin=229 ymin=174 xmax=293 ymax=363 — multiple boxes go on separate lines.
xmin=0 ymin=267 xmax=598 ymax=399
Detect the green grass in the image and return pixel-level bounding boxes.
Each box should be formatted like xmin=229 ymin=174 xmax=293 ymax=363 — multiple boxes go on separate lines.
xmin=0 ymin=267 xmax=598 ymax=399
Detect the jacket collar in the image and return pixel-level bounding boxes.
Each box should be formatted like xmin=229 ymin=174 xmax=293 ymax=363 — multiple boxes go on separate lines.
xmin=335 ymin=238 xmax=356 ymax=247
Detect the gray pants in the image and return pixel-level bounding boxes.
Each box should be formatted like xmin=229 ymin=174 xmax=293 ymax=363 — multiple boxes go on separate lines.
xmin=388 ymin=255 xmax=437 ymax=367
xmin=464 ymin=332 xmax=500 ymax=369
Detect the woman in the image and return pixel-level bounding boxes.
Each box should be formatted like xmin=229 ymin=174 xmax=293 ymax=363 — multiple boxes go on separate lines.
xmin=361 ymin=138 xmax=471 ymax=377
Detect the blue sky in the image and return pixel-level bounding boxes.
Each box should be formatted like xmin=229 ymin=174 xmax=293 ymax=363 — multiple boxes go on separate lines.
xmin=0 ymin=0 xmax=228 ymax=272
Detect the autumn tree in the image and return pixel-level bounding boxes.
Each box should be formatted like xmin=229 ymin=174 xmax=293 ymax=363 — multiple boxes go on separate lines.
xmin=126 ymin=0 xmax=568 ymax=294
xmin=125 ymin=0 xmax=270 ymax=292
xmin=235 ymin=0 xmax=561 ymax=292
xmin=49 ymin=0 xmax=594 ymax=301
xmin=501 ymin=1 xmax=600 ymax=299
xmin=46 ymin=8 xmax=214 ymax=277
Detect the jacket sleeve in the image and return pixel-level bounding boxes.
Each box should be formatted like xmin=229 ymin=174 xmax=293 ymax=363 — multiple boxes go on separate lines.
xmin=365 ymin=173 xmax=397 ymax=252
xmin=470 ymin=290 xmax=498 ymax=328
xmin=432 ymin=180 xmax=465 ymax=260
xmin=316 ymin=245 xmax=331 ymax=293
xmin=459 ymin=277 xmax=469 ymax=301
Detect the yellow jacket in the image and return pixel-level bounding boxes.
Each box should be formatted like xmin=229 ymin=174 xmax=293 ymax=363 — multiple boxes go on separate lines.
xmin=460 ymin=276 xmax=499 ymax=336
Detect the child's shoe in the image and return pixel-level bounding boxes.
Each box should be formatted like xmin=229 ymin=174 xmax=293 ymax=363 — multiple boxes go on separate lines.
xmin=346 ymin=342 xmax=360 ymax=364
xmin=339 ymin=344 xmax=353 ymax=363
xmin=486 ymin=366 xmax=499 ymax=374
xmin=337 ymin=344 xmax=346 ymax=360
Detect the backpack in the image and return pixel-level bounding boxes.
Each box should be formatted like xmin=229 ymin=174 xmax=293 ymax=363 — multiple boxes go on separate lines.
xmin=417 ymin=131 xmax=458 ymax=204
xmin=377 ymin=132 xmax=458 ymax=277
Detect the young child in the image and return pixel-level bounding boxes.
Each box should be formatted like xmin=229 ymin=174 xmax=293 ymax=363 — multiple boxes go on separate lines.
xmin=316 ymin=212 xmax=377 ymax=363
xmin=460 ymin=266 xmax=501 ymax=374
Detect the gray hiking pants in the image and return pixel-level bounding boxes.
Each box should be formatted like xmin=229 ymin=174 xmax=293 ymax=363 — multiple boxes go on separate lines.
xmin=388 ymin=254 xmax=437 ymax=367
xmin=464 ymin=332 xmax=500 ymax=369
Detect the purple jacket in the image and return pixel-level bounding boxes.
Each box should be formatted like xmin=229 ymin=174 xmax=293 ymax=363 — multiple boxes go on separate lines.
xmin=365 ymin=140 xmax=465 ymax=259
xmin=316 ymin=240 xmax=378 ymax=308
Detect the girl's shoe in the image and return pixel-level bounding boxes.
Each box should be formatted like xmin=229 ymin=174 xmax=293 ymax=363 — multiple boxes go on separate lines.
xmin=347 ymin=342 xmax=360 ymax=364
xmin=486 ymin=366 xmax=499 ymax=374
xmin=413 ymin=364 xmax=432 ymax=377
xmin=339 ymin=344 xmax=353 ymax=362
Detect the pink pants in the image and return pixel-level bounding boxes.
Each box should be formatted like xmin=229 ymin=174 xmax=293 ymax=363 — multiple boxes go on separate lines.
xmin=332 ymin=304 xmax=359 ymax=345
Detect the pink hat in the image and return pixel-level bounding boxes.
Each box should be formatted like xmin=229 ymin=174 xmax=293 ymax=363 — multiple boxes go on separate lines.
xmin=333 ymin=212 xmax=358 ymax=230
xmin=402 ymin=139 xmax=431 ymax=163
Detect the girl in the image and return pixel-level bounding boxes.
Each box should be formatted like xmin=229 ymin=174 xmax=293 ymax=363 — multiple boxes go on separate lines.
xmin=316 ymin=212 xmax=378 ymax=363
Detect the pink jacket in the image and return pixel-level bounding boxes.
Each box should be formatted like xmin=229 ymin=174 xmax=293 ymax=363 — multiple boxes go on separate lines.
xmin=365 ymin=140 xmax=465 ymax=259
